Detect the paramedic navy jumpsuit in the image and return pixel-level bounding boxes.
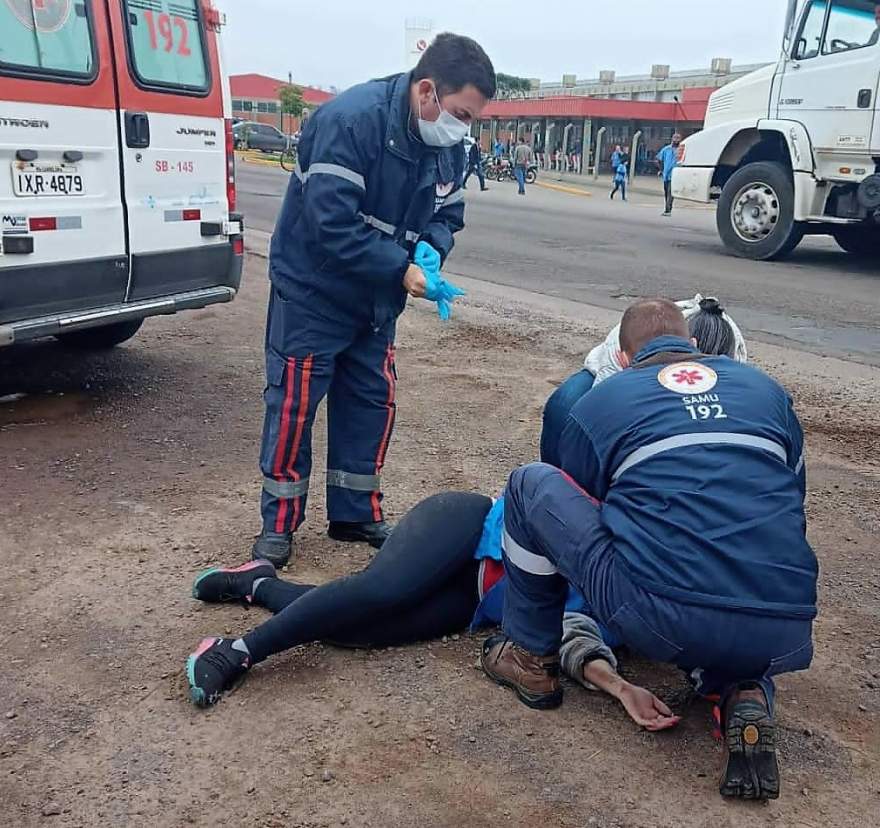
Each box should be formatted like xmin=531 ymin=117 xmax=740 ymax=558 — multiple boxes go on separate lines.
xmin=260 ymin=72 xmax=466 ymax=537
xmin=501 ymin=336 xmax=818 ymax=708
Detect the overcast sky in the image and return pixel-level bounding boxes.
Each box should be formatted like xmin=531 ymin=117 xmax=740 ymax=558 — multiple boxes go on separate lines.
xmin=213 ymin=0 xmax=789 ymax=91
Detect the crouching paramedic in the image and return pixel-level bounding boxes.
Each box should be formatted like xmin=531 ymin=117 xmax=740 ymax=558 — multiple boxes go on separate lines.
xmin=253 ymin=34 xmax=496 ymax=567
xmin=482 ymin=298 xmax=818 ymax=802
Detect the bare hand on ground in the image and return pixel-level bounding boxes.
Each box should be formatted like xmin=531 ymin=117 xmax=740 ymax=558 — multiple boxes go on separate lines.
xmin=583 ymin=658 xmax=681 ymax=732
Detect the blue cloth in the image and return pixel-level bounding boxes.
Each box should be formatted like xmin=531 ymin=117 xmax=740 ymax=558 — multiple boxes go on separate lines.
xmin=260 ymin=287 xmax=397 ymax=531
xmin=514 ymin=164 xmax=526 ymax=194
xmin=540 ymin=369 xmax=596 ymax=467
xmin=270 ymin=71 xmax=466 ymax=330
xmin=502 ymin=462 xmax=813 ymax=708
xmin=613 ymin=162 xmax=628 ymax=183
xmin=611 ymin=150 xmax=622 ymax=169
xmin=657 ymin=143 xmax=679 ymax=182
xmin=560 ymin=334 xmax=816 ymax=618
xmin=493 ymin=141 xmax=504 ymax=158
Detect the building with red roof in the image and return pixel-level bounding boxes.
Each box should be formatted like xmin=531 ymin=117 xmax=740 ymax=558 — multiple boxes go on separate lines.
xmin=230 ymin=74 xmax=335 ymax=133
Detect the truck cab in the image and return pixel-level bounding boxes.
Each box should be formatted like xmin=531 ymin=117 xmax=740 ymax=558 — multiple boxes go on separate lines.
xmin=673 ymin=0 xmax=880 ymax=260
xmin=0 ymin=0 xmax=243 ymax=349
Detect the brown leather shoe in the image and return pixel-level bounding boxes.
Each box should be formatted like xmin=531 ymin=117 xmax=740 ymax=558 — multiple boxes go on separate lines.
xmin=481 ymin=634 xmax=563 ymax=710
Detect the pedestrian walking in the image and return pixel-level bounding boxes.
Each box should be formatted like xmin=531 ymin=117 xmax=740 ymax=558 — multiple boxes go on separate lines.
xmin=610 ymin=144 xmax=622 ymax=174
xmin=657 ymin=133 xmax=682 ymax=216
xmin=513 ymin=138 xmax=534 ymax=195
xmin=252 ymin=34 xmax=495 ymax=567
xmin=610 ymin=154 xmax=629 ymax=201
xmin=462 ymin=139 xmax=488 ymax=191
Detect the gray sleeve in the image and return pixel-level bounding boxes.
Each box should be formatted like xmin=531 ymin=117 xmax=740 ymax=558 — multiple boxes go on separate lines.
xmin=560 ymin=612 xmax=618 ymax=691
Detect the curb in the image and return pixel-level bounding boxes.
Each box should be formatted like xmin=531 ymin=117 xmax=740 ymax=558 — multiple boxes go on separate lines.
xmin=235 ymin=152 xmax=288 ymax=169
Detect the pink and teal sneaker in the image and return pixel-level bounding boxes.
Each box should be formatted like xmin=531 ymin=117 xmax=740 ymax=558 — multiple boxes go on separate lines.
xmin=191 ymin=559 xmax=276 ymax=604
xmin=186 ymin=637 xmax=251 ymax=707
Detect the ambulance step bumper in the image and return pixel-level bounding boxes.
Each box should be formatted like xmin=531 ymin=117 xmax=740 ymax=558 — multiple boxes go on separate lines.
xmin=0 ymin=285 xmax=236 ymax=347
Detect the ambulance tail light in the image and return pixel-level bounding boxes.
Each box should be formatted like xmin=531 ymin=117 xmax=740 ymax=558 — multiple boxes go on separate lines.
xmin=225 ymin=118 xmax=236 ymax=212
xmin=232 ymin=236 xmax=244 ymax=256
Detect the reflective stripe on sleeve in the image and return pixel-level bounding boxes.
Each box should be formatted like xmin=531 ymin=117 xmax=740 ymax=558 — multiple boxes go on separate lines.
xmin=358 ymin=212 xmax=397 ymax=236
xmin=795 ymin=453 xmax=805 ymax=475
xmin=502 ymin=528 xmax=559 ymax=576
xmin=304 ymin=162 xmax=366 ymax=189
xmin=326 ymin=469 xmax=381 ymax=492
xmin=262 ymin=476 xmax=310 ymax=499
xmin=404 ymin=230 xmax=420 ymax=243
xmin=440 ymin=189 xmax=465 ymax=207
xmin=611 ymin=432 xmax=788 ymax=483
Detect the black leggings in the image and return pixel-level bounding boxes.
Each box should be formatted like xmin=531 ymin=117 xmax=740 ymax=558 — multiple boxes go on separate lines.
xmin=243 ymin=492 xmax=493 ymax=663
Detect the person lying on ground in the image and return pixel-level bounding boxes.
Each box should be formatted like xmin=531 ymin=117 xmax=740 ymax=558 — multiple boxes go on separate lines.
xmin=541 ymin=296 xmax=747 ymax=468
xmin=185 ymin=491 xmax=679 ymax=732
xmin=483 ymin=297 xmax=817 ymax=802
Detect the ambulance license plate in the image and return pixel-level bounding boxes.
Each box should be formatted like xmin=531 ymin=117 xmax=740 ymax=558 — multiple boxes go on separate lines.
xmin=12 ymin=163 xmax=85 ymax=197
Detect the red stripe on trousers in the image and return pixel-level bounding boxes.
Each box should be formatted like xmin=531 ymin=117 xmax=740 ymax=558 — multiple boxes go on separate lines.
xmin=272 ymin=358 xmax=297 ymax=534
xmin=560 ymin=469 xmax=602 ymax=506
xmin=286 ymin=354 xmax=313 ymax=530
xmin=371 ymin=344 xmax=397 ymax=522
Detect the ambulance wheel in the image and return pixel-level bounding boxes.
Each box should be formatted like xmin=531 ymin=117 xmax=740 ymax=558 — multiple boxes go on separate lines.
xmin=833 ymin=226 xmax=880 ymax=257
xmin=717 ymin=162 xmax=804 ymax=261
xmin=58 ymin=318 xmax=144 ymax=349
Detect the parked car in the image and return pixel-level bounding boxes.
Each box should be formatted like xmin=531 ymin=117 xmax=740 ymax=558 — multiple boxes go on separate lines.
xmin=233 ymin=122 xmax=290 ymax=153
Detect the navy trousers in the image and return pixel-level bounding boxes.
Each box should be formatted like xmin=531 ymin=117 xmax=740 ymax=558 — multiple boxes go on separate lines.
xmin=259 ymin=286 xmax=397 ymax=535
xmin=502 ymin=463 xmax=814 ymax=708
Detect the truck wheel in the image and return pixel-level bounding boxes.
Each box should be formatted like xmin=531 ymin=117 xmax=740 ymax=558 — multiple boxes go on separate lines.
xmin=833 ymin=226 xmax=880 ymax=257
xmin=717 ymin=161 xmax=804 ymax=261
xmin=57 ymin=318 xmax=144 ymax=349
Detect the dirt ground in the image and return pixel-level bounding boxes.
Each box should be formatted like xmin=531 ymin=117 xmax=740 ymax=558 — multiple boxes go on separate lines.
xmin=0 ymin=237 xmax=878 ymax=828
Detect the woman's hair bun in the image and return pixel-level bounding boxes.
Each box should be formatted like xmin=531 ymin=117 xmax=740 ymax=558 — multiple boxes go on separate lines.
xmin=699 ymin=297 xmax=725 ymax=316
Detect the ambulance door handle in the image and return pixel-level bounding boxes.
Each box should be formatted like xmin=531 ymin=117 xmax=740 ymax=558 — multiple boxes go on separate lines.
xmin=125 ymin=112 xmax=151 ymax=149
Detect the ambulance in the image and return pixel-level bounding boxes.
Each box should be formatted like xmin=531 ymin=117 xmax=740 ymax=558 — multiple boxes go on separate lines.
xmin=0 ymin=0 xmax=242 ymax=349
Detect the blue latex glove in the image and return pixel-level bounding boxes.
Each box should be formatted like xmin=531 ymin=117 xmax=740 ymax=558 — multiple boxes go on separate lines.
xmin=414 ymin=241 xmax=441 ymax=279
xmin=413 ymin=241 xmax=466 ymax=320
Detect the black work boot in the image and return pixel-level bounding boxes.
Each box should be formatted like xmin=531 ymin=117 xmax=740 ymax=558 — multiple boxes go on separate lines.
xmin=251 ymin=530 xmax=292 ymax=568
xmin=327 ymin=520 xmax=391 ymax=549
xmin=192 ymin=559 xmax=277 ymax=604
xmin=719 ymin=684 xmax=780 ymax=801
xmin=481 ymin=634 xmax=563 ymax=710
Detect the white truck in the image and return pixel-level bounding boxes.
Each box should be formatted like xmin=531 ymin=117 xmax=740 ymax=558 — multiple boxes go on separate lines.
xmin=673 ymin=0 xmax=880 ymax=260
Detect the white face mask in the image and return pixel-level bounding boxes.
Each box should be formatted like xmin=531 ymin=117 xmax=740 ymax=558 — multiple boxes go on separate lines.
xmin=417 ymin=85 xmax=470 ymax=148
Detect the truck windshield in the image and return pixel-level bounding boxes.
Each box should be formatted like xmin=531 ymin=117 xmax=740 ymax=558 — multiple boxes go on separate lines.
xmin=823 ymin=0 xmax=879 ymax=51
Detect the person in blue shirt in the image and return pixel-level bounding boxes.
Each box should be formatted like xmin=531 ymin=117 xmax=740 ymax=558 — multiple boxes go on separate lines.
xmin=253 ymin=35 xmax=494 ymax=568
xmin=657 ymin=132 xmax=682 ymax=215
xmin=610 ymin=144 xmax=622 ymax=173
xmin=484 ymin=298 xmax=817 ymax=802
xmin=610 ymin=153 xmax=629 ymax=201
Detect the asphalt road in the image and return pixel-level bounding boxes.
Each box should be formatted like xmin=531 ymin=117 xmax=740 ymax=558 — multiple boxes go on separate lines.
xmin=238 ymin=162 xmax=880 ymax=366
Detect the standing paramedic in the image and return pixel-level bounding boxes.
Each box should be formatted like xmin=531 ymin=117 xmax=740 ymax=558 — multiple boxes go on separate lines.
xmin=253 ymin=35 xmax=496 ymax=567
xmin=482 ymin=298 xmax=818 ymax=802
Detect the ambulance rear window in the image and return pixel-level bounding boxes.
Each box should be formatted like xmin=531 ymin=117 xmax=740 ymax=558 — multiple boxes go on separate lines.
xmin=0 ymin=1 xmax=96 ymax=81
xmin=124 ymin=0 xmax=209 ymax=94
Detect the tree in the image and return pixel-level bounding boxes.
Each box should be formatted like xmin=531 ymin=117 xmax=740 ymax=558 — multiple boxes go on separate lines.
xmin=495 ymin=73 xmax=532 ymax=100
xmin=278 ymin=84 xmax=305 ymax=134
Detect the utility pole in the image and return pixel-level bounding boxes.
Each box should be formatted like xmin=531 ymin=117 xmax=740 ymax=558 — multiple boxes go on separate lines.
xmin=287 ymin=71 xmax=293 ymax=136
